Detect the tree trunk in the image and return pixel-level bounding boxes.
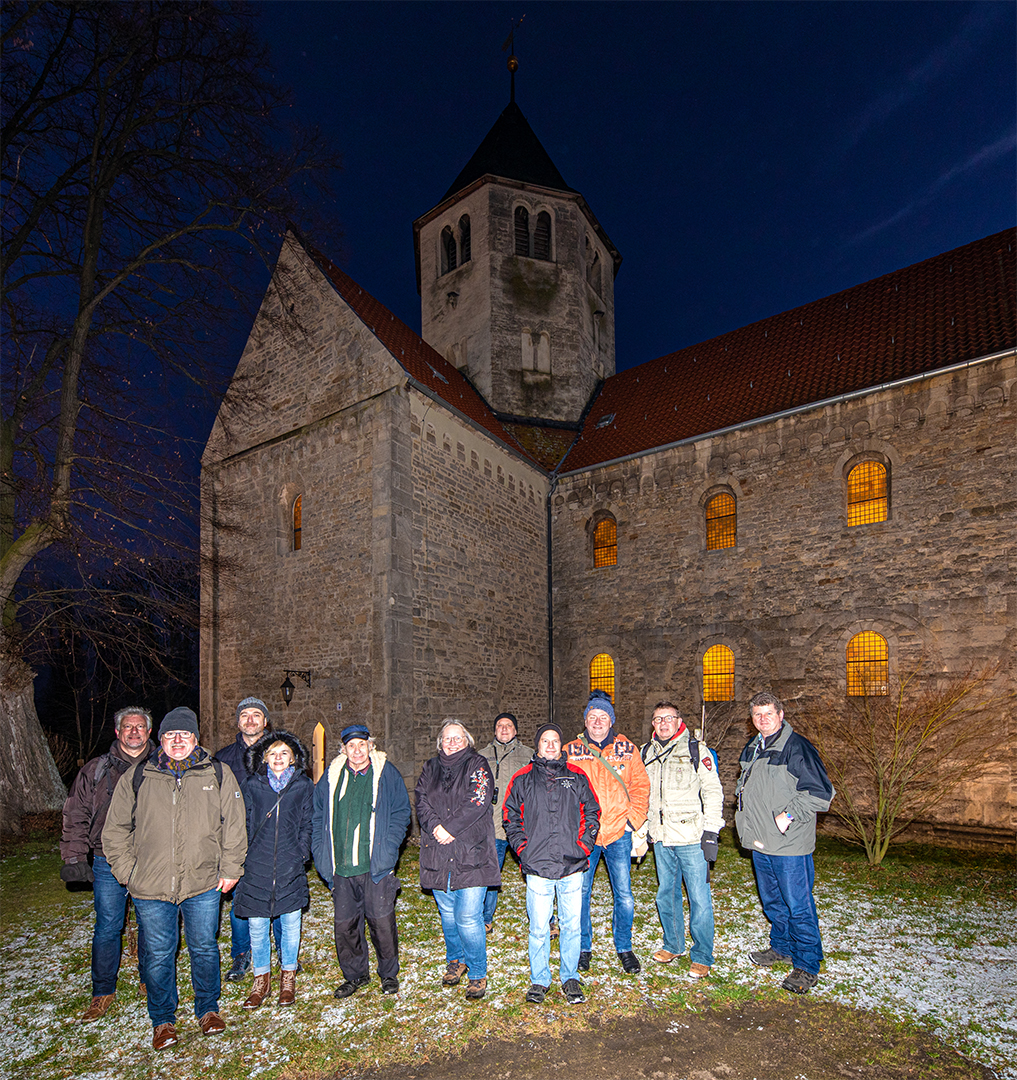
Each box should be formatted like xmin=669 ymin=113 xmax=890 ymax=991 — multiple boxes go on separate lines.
xmin=0 ymin=638 xmax=66 ymax=832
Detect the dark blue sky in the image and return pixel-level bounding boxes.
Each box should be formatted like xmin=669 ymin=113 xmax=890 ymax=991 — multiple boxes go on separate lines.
xmin=254 ymin=0 xmax=1015 ymax=374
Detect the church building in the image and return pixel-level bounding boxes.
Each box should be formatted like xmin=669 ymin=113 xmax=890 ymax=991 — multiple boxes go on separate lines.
xmin=200 ymin=99 xmax=1015 ymax=842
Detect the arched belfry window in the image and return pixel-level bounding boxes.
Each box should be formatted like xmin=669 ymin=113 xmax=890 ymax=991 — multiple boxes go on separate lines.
xmin=705 ymin=491 xmax=736 ymax=550
xmin=533 ymin=211 xmax=551 ymax=260
xmin=593 ymin=518 xmax=617 ymax=568
xmin=441 ymin=226 xmax=457 ymax=275
xmin=292 ymin=495 xmax=302 ymax=552
xmin=459 ymin=215 xmax=471 ymax=263
xmin=846 ymin=631 xmax=889 ymax=696
xmin=590 ymin=654 xmax=615 ymax=703
xmin=847 ymin=460 xmax=888 ymax=526
xmin=514 ymin=206 xmax=530 ymax=255
xmin=703 ymin=644 xmax=735 ymax=701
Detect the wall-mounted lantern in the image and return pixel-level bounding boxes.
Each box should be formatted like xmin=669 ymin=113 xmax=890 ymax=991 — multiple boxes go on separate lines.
xmin=280 ymin=669 xmax=311 ymax=706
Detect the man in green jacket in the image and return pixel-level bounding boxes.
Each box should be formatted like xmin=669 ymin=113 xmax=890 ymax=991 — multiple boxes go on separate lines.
xmin=103 ymin=707 xmax=247 ymax=1050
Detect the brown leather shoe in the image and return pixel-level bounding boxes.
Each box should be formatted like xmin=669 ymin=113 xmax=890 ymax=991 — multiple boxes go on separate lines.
xmin=152 ymin=1023 xmax=178 ymax=1050
xmin=278 ymin=968 xmax=296 ymax=1006
xmin=442 ymin=960 xmax=468 ymax=987
xmin=198 ymin=1011 xmax=225 ymax=1036
xmin=80 ymin=994 xmax=115 ymax=1022
xmin=464 ymin=977 xmax=487 ymax=1000
xmin=243 ymin=972 xmax=271 ymax=1009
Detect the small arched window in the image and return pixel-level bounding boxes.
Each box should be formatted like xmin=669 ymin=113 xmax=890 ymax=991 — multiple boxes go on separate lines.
xmin=441 ymin=225 xmax=457 ymax=275
xmin=459 ymin=215 xmax=471 ymax=263
xmin=312 ymin=721 xmax=326 ymax=783
xmin=292 ymin=494 xmax=302 ymax=552
xmin=593 ymin=518 xmax=617 ymax=568
xmin=705 ymin=492 xmax=736 ymax=550
xmin=533 ymin=211 xmax=552 ymax=260
xmin=846 ymin=631 xmax=889 ymax=696
xmin=590 ymin=653 xmax=615 ymax=703
xmin=847 ymin=461 xmax=888 ymax=526
xmin=514 ymin=206 xmax=530 ymax=255
xmin=703 ymin=644 xmax=735 ymax=701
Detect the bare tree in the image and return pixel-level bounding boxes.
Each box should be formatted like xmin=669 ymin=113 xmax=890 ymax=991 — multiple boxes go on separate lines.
xmin=1 ymin=1 xmax=339 ymax=825
xmin=795 ymin=666 xmax=1013 ymax=866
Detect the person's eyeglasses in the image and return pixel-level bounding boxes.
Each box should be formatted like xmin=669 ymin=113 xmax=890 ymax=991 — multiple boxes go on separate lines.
xmin=655 ymin=715 xmax=680 ymax=723
xmin=442 ymin=735 xmax=467 ymax=746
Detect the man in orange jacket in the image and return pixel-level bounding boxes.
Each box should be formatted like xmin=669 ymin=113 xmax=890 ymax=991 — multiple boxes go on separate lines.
xmin=565 ymin=691 xmax=650 ymax=974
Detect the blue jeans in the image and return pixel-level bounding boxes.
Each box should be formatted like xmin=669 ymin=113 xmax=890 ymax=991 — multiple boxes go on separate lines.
xmin=433 ymin=882 xmax=487 ymax=979
xmin=653 ymin=842 xmax=715 ymax=966
xmin=91 ymin=854 xmax=146 ymax=996
xmin=134 ymin=888 xmax=221 ymax=1026
xmin=483 ymin=838 xmax=509 ymax=925
xmin=229 ymin=902 xmax=282 ymax=958
xmin=751 ymin=851 xmax=824 ymax=974
xmin=580 ymin=831 xmax=634 ymax=953
xmin=526 ymin=870 xmax=583 ymax=986
xmin=250 ymin=909 xmax=301 ymax=974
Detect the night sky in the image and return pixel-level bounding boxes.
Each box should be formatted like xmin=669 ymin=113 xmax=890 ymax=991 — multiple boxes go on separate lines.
xmin=253 ymin=0 xmax=1015 ymax=376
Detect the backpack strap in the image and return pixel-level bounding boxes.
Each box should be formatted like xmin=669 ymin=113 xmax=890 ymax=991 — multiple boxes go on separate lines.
xmin=130 ymin=756 xmax=223 ymax=829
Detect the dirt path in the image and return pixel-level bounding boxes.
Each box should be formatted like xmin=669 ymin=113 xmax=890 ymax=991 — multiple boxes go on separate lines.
xmin=355 ymin=1001 xmax=992 ymax=1080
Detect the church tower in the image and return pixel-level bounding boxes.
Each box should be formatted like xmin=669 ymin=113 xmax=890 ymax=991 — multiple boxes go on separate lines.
xmin=413 ymin=100 xmax=621 ymax=424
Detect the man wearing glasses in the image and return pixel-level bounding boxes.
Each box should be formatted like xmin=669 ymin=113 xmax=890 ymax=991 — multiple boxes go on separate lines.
xmin=640 ymin=701 xmax=724 ymax=979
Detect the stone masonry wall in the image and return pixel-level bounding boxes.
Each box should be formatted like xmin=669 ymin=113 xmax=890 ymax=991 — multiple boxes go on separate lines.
xmin=550 ymin=355 xmax=1016 ymax=835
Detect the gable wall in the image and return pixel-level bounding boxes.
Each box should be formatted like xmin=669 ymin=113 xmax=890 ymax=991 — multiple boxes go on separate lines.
xmin=550 ymin=354 xmax=1016 ymax=835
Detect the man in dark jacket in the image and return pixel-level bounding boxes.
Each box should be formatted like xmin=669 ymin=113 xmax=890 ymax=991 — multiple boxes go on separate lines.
xmin=735 ymin=691 xmax=835 ymax=995
xmin=60 ymin=706 xmax=154 ymax=1022
xmin=503 ymin=723 xmax=600 ymax=1005
xmin=311 ymin=723 xmax=411 ymax=998
xmin=213 ymin=695 xmax=272 ymax=981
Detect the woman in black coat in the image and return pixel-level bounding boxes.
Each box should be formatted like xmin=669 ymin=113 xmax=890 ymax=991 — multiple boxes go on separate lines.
xmin=415 ymin=720 xmax=500 ymax=1000
xmin=234 ymin=729 xmax=313 ymax=1008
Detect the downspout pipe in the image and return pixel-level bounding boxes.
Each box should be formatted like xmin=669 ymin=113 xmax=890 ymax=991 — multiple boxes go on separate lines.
xmin=545 ymin=476 xmax=558 ymax=724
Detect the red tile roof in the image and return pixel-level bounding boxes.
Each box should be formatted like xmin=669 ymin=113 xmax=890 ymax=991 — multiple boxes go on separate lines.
xmin=301 ymin=237 xmax=541 ymax=465
xmin=560 ymin=228 xmax=1016 ymax=473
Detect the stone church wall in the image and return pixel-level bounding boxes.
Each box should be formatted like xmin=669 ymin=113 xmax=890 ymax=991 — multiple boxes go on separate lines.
xmin=551 ymin=355 xmax=1015 ymax=837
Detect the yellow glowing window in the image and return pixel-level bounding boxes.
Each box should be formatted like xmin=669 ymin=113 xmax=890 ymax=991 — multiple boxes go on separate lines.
xmin=593 ymin=519 xmax=617 ymax=567
xmin=846 ymin=631 xmax=888 ymax=696
xmin=847 ymin=461 xmax=888 ymax=526
xmin=703 ymin=644 xmax=735 ymax=701
xmin=705 ymin=492 xmax=736 ymax=550
xmin=292 ymin=495 xmax=302 ymax=551
xmin=590 ymin=654 xmax=615 ymax=703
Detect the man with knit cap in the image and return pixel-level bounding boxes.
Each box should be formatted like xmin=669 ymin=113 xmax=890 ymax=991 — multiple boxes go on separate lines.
xmin=565 ymin=690 xmax=650 ymax=974
xmin=503 ymin=722 xmax=600 ymax=1005
xmin=640 ymin=701 xmax=724 ymax=979
xmin=311 ymin=722 xmax=411 ymax=998
xmin=103 ymin=707 xmax=247 ymax=1050
xmin=478 ymin=711 xmax=532 ymax=930
xmin=214 ymin=696 xmax=272 ymax=981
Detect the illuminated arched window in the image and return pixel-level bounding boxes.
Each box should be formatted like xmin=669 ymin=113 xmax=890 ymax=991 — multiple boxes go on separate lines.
xmin=705 ymin=492 xmax=736 ymax=550
xmin=292 ymin=495 xmax=302 ymax=551
xmin=593 ymin=518 xmax=617 ymax=568
xmin=846 ymin=631 xmax=889 ymax=696
xmin=590 ymin=654 xmax=615 ymax=703
xmin=703 ymin=644 xmax=735 ymax=701
xmin=312 ymin=722 xmax=326 ymax=783
xmin=847 ymin=461 xmax=888 ymax=526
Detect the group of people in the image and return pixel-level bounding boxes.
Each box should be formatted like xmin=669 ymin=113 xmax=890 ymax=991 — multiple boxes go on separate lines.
xmin=61 ymin=687 xmax=834 ymax=1047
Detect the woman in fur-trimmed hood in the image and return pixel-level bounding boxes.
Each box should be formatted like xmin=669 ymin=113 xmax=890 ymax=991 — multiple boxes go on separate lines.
xmin=234 ymin=729 xmax=313 ymax=1007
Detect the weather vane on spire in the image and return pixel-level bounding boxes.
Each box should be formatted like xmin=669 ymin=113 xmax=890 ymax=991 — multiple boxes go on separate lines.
xmin=502 ymin=15 xmax=525 ymax=103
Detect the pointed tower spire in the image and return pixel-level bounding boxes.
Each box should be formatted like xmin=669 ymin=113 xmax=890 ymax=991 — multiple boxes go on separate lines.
xmin=502 ymin=16 xmax=525 ymax=104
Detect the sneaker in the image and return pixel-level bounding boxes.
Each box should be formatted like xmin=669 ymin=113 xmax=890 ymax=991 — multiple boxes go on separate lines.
xmin=333 ymin=975 xmax=370 ymax=999
xmin=381 ymin=977 xmax=399 ymax=995
xmin=442 ymin=960 xmax=469 ymax=987
xmin=484 ymin=922 xmax=493 ymax=932
xmin=562 ymin=978 xmax=585 ymax=1004
xmin=782 ymin=967 xmax=819 ymax=995
xmin=749 ymin=947 xmax=793 ymax=967
xmin=525 ymin=983 xmax=548 ymax=1004
xmin=689 ymin=962 xmax=711 ymax=980
xmin=577 ymin=950 xmax=592 ymax=972
xmin=225 ymin=950 xmax=251 ymax=981
xmin=652 ymin=949 xmax=682 ymax=964
xmin=464 ymin=977 xmax=487 ymax=1000
xmin=617 ymin=950 xmax=641 ymax=974
xmin=80 ymin=994 xmax=115 ymax=1022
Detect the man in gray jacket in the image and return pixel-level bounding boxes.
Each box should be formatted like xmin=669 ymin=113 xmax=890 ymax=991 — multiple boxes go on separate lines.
xmin=103 ymin=707 xmax=247 ymax=1049
xmin=641 ymin=701 xmax=724 ymax=979
xmin=735 ymin=691 xmax=834 ymax=995
xmin=478 ymin=712 xmax=532 ymax=930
